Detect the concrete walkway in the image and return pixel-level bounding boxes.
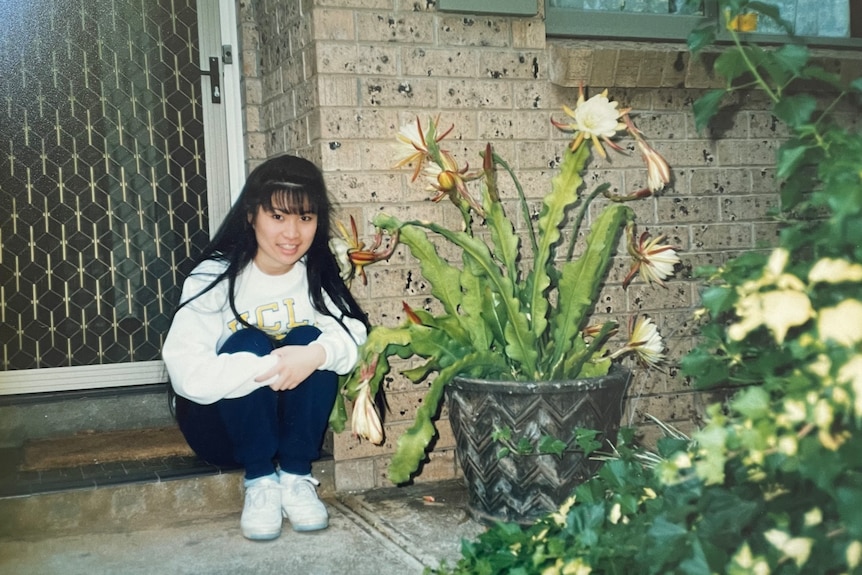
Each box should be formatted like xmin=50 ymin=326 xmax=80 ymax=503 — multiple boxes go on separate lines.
xmin=0 ymin=480 xmax=487 ymax=575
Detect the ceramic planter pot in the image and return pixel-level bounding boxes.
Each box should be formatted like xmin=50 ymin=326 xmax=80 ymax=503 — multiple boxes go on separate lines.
xmin=446 ymin=365 xmax=631 ymax=525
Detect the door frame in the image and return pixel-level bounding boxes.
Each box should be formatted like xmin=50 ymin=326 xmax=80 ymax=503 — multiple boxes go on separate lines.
xmin=0 ymin=0 xmax=246 ymax=395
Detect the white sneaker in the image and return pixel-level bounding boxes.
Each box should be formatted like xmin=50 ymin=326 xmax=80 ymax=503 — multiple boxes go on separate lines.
xmin=240 ymin=477 xmax=283 ymax=540
xmin=280 ymin=474 xmax=328 ymax=532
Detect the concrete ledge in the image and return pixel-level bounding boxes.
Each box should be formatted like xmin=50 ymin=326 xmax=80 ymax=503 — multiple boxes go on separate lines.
xmin=0 ymin=458 xmax=336 ymax=541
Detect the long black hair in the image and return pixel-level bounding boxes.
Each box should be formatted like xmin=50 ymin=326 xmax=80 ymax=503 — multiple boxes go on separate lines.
xmin=175 ymin=154 xmax=369 ymax=335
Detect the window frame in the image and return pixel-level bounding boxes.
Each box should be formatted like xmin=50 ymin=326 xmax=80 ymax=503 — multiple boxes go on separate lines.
xmin=437 ymin=0 xmax=538 ymax=16
xmin=543 ymin=0 xmax=862 ymax=49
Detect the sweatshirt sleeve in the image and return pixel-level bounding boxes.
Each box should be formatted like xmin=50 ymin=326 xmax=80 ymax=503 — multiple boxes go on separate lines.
xmin=312 ymin=294 xmax=368 ymax=375
xmin=162 ymin=269 xmax=278 ymax=405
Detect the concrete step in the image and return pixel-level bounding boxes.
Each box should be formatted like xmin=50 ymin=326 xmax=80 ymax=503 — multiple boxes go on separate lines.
xmin=0 ymin=384 xmax=177 ymax=449
xmin=0 ymin=422 xmax=336 ymax=540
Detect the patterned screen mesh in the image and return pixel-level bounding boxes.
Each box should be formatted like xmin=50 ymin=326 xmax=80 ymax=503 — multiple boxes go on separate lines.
xmin=0 ymin=0 xmax=210 ymax=371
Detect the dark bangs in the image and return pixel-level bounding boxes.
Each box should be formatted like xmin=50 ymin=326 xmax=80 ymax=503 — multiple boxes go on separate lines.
xmin=256 ymin=181 xmax=320 ymax=215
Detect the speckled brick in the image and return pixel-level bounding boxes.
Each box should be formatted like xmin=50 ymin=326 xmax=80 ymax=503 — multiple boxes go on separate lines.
xmin=720 ymin=195 xmax=779 ymax=222
xmin=592 ymin=285 xmax=627 ymax=316
xmin=677 ymin=250 xmax=726 ymax=280
xmin=589 ymin=50 xmax=618 ymax=88
xmin=718 ymin=139 xmax=782 ymax=167
xmin=513 ymin=80 xmax=557 ymax=110
xmin=512 ymin=17 xmax=545 ymax=50
xmin=623 ymin=392 xmax=699 ymax=426
xmin=634 ymin=50 xmax=667 ymax=88
xmin=624 ymin=361 xmax=691 ymax=399
xmin=627 ymin=282 xmax=694 ymax=314
xmin=548 ymin=45 xmax=594 ymax=87
xmin=333 ymin=425 xmax=396 ymax=460
xmin=320 ymin=107 xmax=378 ymax=139
xmin=360 ymin=77 xmax=439 ymax=108
xmin=327 ymin=172 xmax=404 ymax=203
xmin=748 ymin=111 xmax=794 ymax=139
xmin=656 ymin=196 xmax=721 ymax=224
xmin=403 ymin=47 xmax=480 ymax=78
xmin=356 ymin=11 xmax=435 ymax=43
xmin=689 ymin=168 xmax=752 ymax=195
xmin=479 ymin=51 xmax=546 ymax=80
xmin=615 ymin=50 xmax=644 ymax=87
xmin=684 ymin=51 xmax=721 ymax=89
xmin=334 ymin=457 xmax=377 ymax=492
xmin=439 ymin=78 xmax=514 ymax=109
xmin=438 ymin=15 xmax=512 ymax=48
xmin=753 ymin=222 xmax=784 ymax=246
xmin=318 ymin=140 xmax=363 ymax=171
xmin=312 ymin=8 xmax=356 ymax=41
xmin=691 ymin=223 xmax=753 ymax=250
xmin=660 ymin=51 xmax=689 ymax=87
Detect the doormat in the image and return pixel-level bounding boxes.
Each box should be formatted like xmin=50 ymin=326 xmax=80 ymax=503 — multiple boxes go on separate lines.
xmin=21 ymin=426 xmax=194 ymax=471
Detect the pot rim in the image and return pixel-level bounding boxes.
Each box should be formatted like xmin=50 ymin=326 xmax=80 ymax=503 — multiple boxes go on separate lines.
xmin=450 ymin=364 xmax=632 ymax=394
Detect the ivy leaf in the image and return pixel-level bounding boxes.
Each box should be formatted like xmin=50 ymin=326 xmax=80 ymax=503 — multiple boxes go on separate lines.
xmin=681 ymin=347 xmax=729 ymax=388
xmin=575 ymin=428 xmax=603 ymax=455
xmin=538 ymin=435 xmax=567 ymax=456
xmin=780 ymin=169 xmax=814 ymax=209
xmin=515 ymin=437 xmax=533 ymax=455
xmin=836 ymin=485 xmax=862 ymax=538
xmin=693 ymin=89 xmax=727 ymax=134
xmin=802 ymin=65 xmax=843 ymax=90
xmin=694 ymin=423 xmax=728 ymax=485
xmin=852 ymin=77 xmax=862 ymax=93
xmin=602 ymin=459 xmax=637 ymax=490
xmin=679 ymin=536 xmax=712 ymax=575
xmin=714 ymin=49 xmax=751 ymax=85
xmin=687 ymin=25 xmax=716 ymax=55
xmin=776 ymin=141 xmax=812 ymax=179
xmin=646 ymin=516 xmax=689 ymax=566
xmin=492 ymin=426 xmax=512 ymax=442
xmin=732 ymin=386 xmax=771 ymax=419
xmin=700 ymin=285 xmax=735 ymax=316
xmin=657 ymin=437 xmax=691 ymax=458
xmin=772 ymin=43 xmax=809 ymax=76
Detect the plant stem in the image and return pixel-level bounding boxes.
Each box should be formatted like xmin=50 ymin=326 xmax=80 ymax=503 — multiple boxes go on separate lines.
xmin=726 ymin=17 xmax=780 ymax=104
xmin=493 ymin=152 xmax=538 ymax=256
xmin=565 ymin=183 xmax=610 ymax=261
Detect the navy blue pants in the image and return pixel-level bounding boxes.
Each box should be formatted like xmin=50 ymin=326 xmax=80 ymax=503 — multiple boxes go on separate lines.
xmin=174 ymin=326 xmax=338 ymax=480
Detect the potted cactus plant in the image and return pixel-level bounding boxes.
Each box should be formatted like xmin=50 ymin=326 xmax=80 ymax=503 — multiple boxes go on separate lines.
xmin=331 ymin=87 xmax=680 ymax=523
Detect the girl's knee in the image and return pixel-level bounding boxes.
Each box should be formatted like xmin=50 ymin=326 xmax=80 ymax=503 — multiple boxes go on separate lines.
xmin=218 ymin=328 xmax=274 ymax=356
xmin=279 ymin=325 xmax=322 ymax=346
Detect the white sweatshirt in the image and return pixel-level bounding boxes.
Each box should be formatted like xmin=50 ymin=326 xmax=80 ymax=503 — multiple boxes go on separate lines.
xmin=162 ymin=258 xmax=367 ymax=405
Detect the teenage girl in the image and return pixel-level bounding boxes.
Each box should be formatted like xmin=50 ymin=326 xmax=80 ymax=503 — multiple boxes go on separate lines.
xmin=162 ymin=155 xmax=368 ymax=540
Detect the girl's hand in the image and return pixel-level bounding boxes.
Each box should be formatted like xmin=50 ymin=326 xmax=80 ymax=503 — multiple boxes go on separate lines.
xmin=255 ymin=344 xmax=326 ymax=391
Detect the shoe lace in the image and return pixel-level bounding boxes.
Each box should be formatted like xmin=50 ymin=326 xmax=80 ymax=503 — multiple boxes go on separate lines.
xmin=247 ymin=481 xmax=279 ymax=508
xmin=287 ymin=477 xmax=320 ymax=500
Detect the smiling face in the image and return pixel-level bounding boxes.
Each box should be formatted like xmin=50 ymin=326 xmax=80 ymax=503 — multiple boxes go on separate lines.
xmin=251 ymin=191 xmax=319 ymax=275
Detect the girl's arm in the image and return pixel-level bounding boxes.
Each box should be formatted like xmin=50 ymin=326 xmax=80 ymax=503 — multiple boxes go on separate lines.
xmin=311 ymin=294 xmax=368 ymax=375
xmin=162 ymin=273 xmax=278 ymax=405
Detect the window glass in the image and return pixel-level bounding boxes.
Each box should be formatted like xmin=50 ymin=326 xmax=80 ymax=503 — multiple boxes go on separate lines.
xmin=754 ymin=0 xmax=850 ymax=38
xmin=546 ymin=0 xmax=858 ymax=44
xmin=550 ymin=0 xmax=702 ymax=15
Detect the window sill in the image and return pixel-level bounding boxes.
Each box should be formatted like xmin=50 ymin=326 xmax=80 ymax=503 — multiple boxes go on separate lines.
xmin=548 ymin=39 xmax=862 ymax=89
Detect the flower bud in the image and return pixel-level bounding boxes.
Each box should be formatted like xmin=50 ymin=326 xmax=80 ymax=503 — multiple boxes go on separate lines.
xmin=351 ymin=381 xmax=384 ymax=445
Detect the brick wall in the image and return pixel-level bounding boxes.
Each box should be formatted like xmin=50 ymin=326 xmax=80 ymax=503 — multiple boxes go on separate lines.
xmin=237 ymin=0 xmax=860 ymax=491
